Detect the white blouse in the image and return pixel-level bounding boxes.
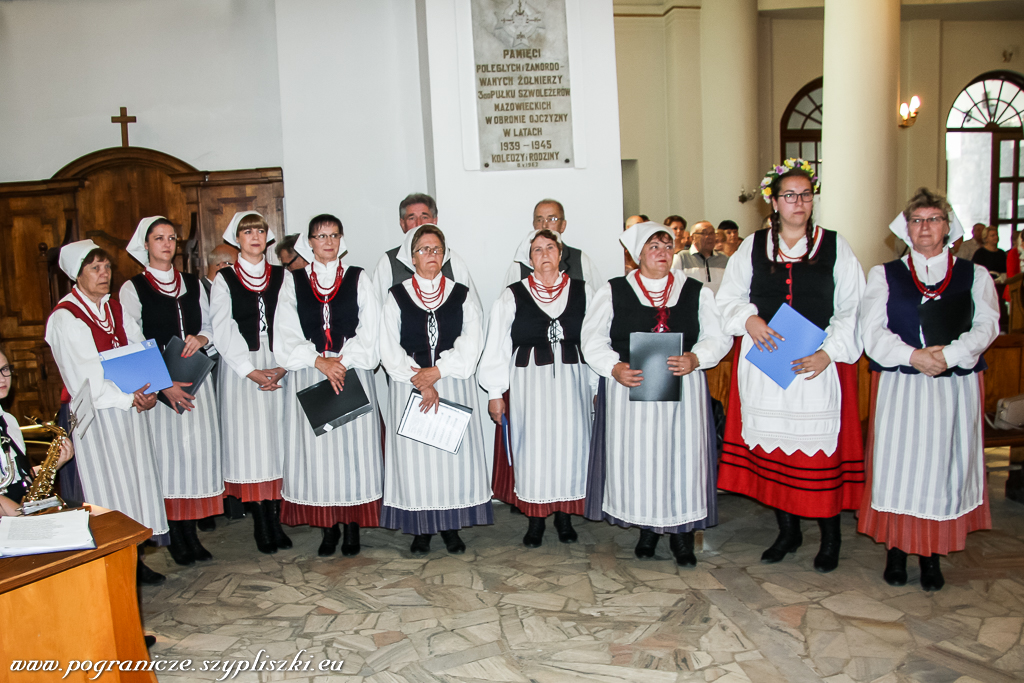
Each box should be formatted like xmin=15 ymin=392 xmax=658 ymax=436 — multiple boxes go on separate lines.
xmin=273 ymin=259 xmax=381 ymax=372
xmin=379 ymin=273 xmax=483 ymax=383
xmin=119 ymin=266 xmax=214 ymax=345
xmin=580 ymin=270 xmax=732 ymax=378
xmin=860 ymin=251 xmax=999 ymax=369
xmin=371 ymin=247 xmax=482 ymax=314
xmin=209 ymin=257 xmax=273 ymax=379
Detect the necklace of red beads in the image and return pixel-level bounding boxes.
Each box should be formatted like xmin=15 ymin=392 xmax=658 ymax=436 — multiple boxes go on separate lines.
xmin=909 ymin=250 xmax=954 ymax=300
xmin=634 ymin=270 xmax=674 ymax=332
xmin=143 ymin=268 xmax=183 ymax=297
xmin=72 ymin=287 xmax=121 ymax=346
xmin=233 ymin=259 xmax=272 ymax=293
xmin=412 ymin=275 xmax=446 ymax=310
xmin=528 ymin=272 xmax=569 ymax=304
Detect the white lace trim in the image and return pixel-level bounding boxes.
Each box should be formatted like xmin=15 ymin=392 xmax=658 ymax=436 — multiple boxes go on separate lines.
xmin=162 ymin=488 xmax=226 ymax=500
xmin=280 ymin=494 xmax=382 ymax=508
xmin=382 ymin=494 xmax=492 ymax=512
xmin=869 ymin=498 xmax=983 ymax=522
xmin=601 ymin=505 xmax=707 ymax=528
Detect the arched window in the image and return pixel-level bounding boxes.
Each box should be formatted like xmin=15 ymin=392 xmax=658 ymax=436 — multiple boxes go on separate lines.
xmin=946 ymin=71 xmax=1024 ymax=248
xmin=780 ymin=77 xmax=823 ymax=178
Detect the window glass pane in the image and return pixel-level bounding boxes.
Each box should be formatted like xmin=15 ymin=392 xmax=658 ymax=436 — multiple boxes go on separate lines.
xmin=1000 ymin=182 xmax=1014 ymax=219
xmin=1020 ymin=142 xmax=1024 ymax=177
xmin=1001 ymin=139 xmax=1016 ymax=177
xmin=999 ymin=224 xmax=1013 ymax=251
xmin=947 ymin=131 xmax=992 ymax=227
xmin=802 ymin=142 xmax=816 ymax=161
xmin=785 ymin=142 xmax=799 ymax=159
xmin=787 ymin=112 xmax=802 ymax=129
xmin=1019 ymin=181 xmax=1024 ymax=217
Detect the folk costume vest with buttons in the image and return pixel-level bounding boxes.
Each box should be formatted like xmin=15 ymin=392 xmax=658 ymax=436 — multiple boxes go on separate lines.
xmin=293 ymin=266 xmax=362 ymax=354
xmin=386 ymin=247 xmax=454 ymax=287
xmin=749 ymin=228 xmax=836 ymax=330
xmin=129 ymin=272 xmax=203 ymax=349
xmin=608 ymin=276 xmax=702 ymax=362
xmin=509 ymin=278 xmax=586 ymax=368
xmin=391 ymin=282 xmax=469 ymax=368
xmin=52 ymin=299 xmax=128 ymax=352
xmin=518 ymin=245 xmax=585 ymax=281
xmin=220 ymin=266 xmax=285 ymax=351
xmin=869 ymin=257 xmax=985 ymax=377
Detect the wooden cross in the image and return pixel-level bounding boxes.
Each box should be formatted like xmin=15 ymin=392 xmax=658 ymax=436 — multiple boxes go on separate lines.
xmin=110 ymin=107 xmax=136 ymax=147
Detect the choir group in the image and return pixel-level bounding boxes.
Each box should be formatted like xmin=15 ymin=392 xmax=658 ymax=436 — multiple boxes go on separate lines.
xmin=0 ymin=158 xmax=998 ymax=595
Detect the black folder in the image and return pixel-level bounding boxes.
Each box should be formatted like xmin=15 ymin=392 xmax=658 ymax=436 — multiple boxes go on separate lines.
xmin=628 ymin=332 xmax=683 ymax=402
xmin=918 ymin=291 xmax=973 ymax=347
xmin=157 ymin=336 xmax=216 ymax=409
xmin=296 ymin=373 xmax=373 ymax=436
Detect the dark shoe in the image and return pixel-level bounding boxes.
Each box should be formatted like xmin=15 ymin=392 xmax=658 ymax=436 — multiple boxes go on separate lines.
xmin=635 ymin=528 xmax=660 ymax=559
xmin=181 ymin=519 xmax=212 ymax=562
xmin=197 ymin=516 xmax=216 ymax=532
xmin=341 ymin=522 xmax=361 ymax=557
xmin=167 ymin=521 xmax=196 ymax=566
xmin=813 ymin=515 xmax=841 ymax=573
xmin=249 ymin=501 xmax=277 ymax=554
xmin=410 ymin=534 xmax=432 ymax=555
xmin=761 ymin=509 xmax=803 ymax=563
xmin=267 ymin=499 xmax=292 ymax=550
xmin=884 ymin=547 xmax=908 ymax=586
xmin=669 ymin=531 xmax=697 ymax=567
xmin=920 ymin=554 xmax=945 ymax=591
xmin=318 ymin=524 xmax=341 ymax=557
xmin=144 ymin=635 xmax=157 ymax=648
xmin=553 ymin=511 xmax=578 ymax=544
xmin=523 ymin=517 xmax=545 ymax=548
xmin=440 ymin=529 xmax=466 ymax=554
xmin=137 ymin=559 xmax=166 ymax=586
xmin=224 ymin=494 xmax=246 ymax=519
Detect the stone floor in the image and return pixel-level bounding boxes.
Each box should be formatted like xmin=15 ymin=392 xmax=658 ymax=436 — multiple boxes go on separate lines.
xmin=142 ymin=449 xmax=1024 ymax=683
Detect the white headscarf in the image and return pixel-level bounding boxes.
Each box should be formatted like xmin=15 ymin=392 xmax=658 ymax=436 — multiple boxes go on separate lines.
xmin=293 ymin=232 xmax=316 ymax=264
xmin=126 ymin=216 xmax=171 ymax=266
xmin=58 ymin=239 xmax=102 ymax=281
xmin=397 ymin=224 xmax=449 ymax=272
xmin=513 ymin=228 xmax=563 ymax=269
xmin=223 ymin=211 xmax=276 ymax=248
xmin=619 ymin=221 xmax=673 ymax=265
xmin=888 ymin=209 xmax=965 ymax=251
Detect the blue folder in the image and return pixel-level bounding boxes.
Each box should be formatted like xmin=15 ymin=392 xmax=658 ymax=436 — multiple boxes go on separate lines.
xmin=744 ymin=304 xmax=827 ymax=390
xmin=98 ymin=340 xmax=173 ymax=394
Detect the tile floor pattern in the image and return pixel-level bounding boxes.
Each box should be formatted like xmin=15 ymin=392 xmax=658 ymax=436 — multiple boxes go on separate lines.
xmin=144 ymin=450 xmax=1024 ymax=683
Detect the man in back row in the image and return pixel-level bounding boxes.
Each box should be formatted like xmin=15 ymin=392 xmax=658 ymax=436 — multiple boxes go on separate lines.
xmin=673 ymin=221 xmax=728 ymax=294
xmin=503 ymin=199 xmax=602 ymax=286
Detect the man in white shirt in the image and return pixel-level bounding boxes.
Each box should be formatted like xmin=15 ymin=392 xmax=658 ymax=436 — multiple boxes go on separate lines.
xmin=672 ymin=221 xmax=729 ymax=294
xmin=955 ymin=223 xmax=986 ymax=261
xmin=503 ymin=199 xmax=603 ymax=286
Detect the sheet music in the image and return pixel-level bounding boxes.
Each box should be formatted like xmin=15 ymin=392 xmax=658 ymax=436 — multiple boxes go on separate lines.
xmin=0 ymin=508 xmax=96 ymax=557
xmin=397 ymin=392 xmax=473 ymax=454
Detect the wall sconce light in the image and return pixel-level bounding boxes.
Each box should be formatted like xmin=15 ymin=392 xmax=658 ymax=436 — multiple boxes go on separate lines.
xmin=899 ymin=96 xmax=921 ymax=128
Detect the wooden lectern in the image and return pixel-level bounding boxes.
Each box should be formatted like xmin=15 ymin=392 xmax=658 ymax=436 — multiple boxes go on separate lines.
xmin=0 ymin=510 xmax=156 ymax=683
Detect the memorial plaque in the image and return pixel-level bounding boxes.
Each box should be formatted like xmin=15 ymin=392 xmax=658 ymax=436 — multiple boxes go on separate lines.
xmin=470 ymin=0 xmax=574 ymax=172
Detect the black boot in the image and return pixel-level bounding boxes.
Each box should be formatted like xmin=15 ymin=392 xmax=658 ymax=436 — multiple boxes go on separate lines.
xmin=635 ymin=528 xmax=660 ymax=558
xmin=920 ymin=554 xmax=945 ymax=591
xmin=137 ymin=545 xmax=166 ymax=586
xmin=761 ymin=509 xmax=802 ymax=563
xmin=341 ymin=522 xmax=361 ymax=557
xmin=813 ymin=515 xmax=841 ymax=573
xmin=440 ymin=529 xmax=466 ymax=554
xmin=249 ymin=501 xmax=277 ymax=554
xmin=410 ymin=534 xmax=432 ymax=555
xmin=318 ymin=524 xmax=340 ymax=557
xmin=884 ymin=547 xmax=908 ymax=586
xmin=669 ymin=531 xmax=696 ymax=567
xmin=553 ymin=511 xmax=578 ymax=543
xmin=167 ymin=520 xmax=196 ymax=566
xmin=267 ymin=499 xmax=292 ymax=549
xmin=182 ymin=519 xmax=212 ymax=561
xmin=523 ymin=517 xmax=545 ymax=548
xmin=510 ymin=505 xmax=523 ymax=515
xmin=197 ymin=516 xmax=216 ymax=532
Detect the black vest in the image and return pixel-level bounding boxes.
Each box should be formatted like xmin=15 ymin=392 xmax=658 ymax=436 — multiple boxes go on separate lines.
xmin=509 ymin=279 xmax=586 ymax=367
xmin=293 ymin=266 xmax=362 ymax=354
xmin=518 ymin=245 xmax=586 ymax=281
xmin=749 ymin=228 xmax=837 ymax=330
xmin=130 ymin=272 xmax=203 ymax=349
xmin=609 ymin=275 xmax=702 ymax=362
xmin=391 ymin=282 xmax=469 ymax=368
xmin=0 ymin=417 xmax=31 ymax=504
xmin=387 ymin=246 xmax=454 ymax=287
xmin=220 ymin=266 xmax=285 ymax=351
xmin=868 ymin=257 xmax=986 ymax=377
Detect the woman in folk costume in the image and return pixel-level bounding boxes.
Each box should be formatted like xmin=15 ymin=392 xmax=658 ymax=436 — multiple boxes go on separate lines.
xmin=480 ymin=229 xmax=597 ymax=548
xmin=717 ymin=159 xmax=866 ymax=573
xmin=209 ymin=211 xmax=291 ymax=554
xmin=44 ymin=239 xmax=168 ymax=584
xmin=274 ymin=214 xmax=383 ymax=558
xmin=858 ymin=188 xmax=998 ymax=591
xmin=580 ymin=222 xmax=731 ymax=565
xmin=120 ymin=217 xmax=223 ymax=566
xmin=380 ymin=224 xmax=492 ymax=555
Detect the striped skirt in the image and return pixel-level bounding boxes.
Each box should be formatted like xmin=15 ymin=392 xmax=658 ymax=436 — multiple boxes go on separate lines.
xmin=218 ymin=343 xmax=287 ymax=501
xmin=72 ymin=406 xmax=168 ymax=536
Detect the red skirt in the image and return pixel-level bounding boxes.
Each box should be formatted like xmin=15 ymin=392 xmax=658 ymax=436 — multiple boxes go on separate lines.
xmin=165 ymin=495 xmax=223 ymax=521
xmin=857 ymin=371 xmax=991 ymax=555
xmin=718 ymin=343 xmax=865 ymax=518
xmin=280 ymin=498 xmax=381 ymax=528
xmin=224 ymin=479 xmax=283 ymax=503
xmin=491 ymin=391 xmax=586 ymax=518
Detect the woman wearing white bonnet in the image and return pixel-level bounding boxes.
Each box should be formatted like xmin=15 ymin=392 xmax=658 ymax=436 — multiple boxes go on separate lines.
xmin=209 ymin=210 xmax=292 ymax=554
xmin=44 ymin=239 xmax=168 ymax=584
xmin=120 ymin=216 xmax=223 ymax=567
xmin=858 ymin=187 xmax=999 ymax=591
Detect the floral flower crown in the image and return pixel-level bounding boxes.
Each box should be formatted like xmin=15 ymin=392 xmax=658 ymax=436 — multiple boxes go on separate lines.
xmin=760 ymin=158 xmax=820 ymax=204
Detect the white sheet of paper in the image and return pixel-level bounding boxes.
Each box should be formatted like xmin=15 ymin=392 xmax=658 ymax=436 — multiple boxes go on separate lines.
xmin=71 ymin=378 xmax=95 ymax=438
xmin=397 ymin=393 xmax=473 ymax=454
xmin=0 ymin=508 xmax=96 ymax=557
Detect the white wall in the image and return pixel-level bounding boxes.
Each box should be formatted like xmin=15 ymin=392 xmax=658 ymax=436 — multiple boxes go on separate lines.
xmin=0 ymin=0 xmax=284 ymax=181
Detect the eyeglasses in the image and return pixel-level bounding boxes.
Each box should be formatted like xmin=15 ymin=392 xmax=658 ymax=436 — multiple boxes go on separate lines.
xmin=0 ymin=366 xmax=12 ymax=378
xmin=778 ymin=191 xmax=815 ymax=204
xmin=693 ymin=230 xmax=716 ymax=238
xmin=533 ymin=216 xmax=563 ymax=224
xmin=309 ymin=233 xmax=342 ymax=242
xmin=414 ymin=246 xmax=444 ymax=256
xmin=908 ymin=216 xmax=947 ymax=226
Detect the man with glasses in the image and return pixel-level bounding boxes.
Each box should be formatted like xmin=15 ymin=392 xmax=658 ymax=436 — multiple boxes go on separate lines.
xmin=503 ymin=199 xmax=603 ymax=285
xmin=275 ymin=235 xmax=309 ymax=273
xmin=673 ymin=221 xmax=729 ymax=295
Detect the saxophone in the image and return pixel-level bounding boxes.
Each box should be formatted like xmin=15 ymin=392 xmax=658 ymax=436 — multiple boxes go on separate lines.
xmin=19 ymin=415 xmax=76 ymax=515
